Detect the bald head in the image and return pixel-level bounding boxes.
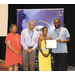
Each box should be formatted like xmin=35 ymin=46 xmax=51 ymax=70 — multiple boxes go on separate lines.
xmin=28 ymin=21 xmax=34 ymax=31
xmin=28 ymin=21 xmax=34 ymax=25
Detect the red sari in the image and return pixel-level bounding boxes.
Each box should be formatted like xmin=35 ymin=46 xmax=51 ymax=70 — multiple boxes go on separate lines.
xmin=5 ymin=33 xmax=22 ymax=66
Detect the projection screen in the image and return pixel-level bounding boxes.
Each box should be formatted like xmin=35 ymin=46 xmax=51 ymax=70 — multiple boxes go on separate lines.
xmin=0 ymin=4 xmax=8 ymax=36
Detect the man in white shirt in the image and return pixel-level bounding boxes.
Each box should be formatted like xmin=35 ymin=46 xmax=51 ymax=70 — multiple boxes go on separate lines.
xmin=21 ymin=21 xmax=39 ymax=71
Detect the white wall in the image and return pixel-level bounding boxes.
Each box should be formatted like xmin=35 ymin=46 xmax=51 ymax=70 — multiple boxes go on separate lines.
xmin=0 ymin=4 xmax=8 ymax=36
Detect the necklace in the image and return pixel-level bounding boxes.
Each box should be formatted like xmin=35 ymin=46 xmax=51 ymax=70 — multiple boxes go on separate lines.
xmin=43 ymin=35 xmax=48 ymax=51
xmin=43 ymin=35 xmax=48 ymax=40
xmin=11 ymin=33 xmax=19 ymax=44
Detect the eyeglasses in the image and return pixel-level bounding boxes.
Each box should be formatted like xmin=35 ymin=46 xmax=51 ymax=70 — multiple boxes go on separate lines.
xmin=54 ymin=22 xmax=60 ymax=24
xmin=43 ymin=30 xmax=48 ymax=31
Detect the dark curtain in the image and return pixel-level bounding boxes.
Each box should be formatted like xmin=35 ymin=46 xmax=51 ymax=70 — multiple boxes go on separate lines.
xmin=0 ymin=37 xmax=6 ymax=59
xmin=0 ymin=4 xmax=75 ymax=66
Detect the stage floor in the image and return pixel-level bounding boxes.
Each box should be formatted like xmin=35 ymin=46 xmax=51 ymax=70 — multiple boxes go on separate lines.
xmin=0 ymin=59 xmax=75 ymax=71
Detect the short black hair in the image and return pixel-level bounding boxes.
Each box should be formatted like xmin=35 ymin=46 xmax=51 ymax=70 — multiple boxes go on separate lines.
xmin=54 ymin=19 xmax=60 ymax=22
xmin=42 ymin=27 xmax=48 ymax=31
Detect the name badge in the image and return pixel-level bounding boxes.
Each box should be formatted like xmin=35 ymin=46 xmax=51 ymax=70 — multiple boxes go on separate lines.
xmin=44 ymin=48 xmax=47 ymax=51
xmin=30 ymin=41 xmax=34 ymax=44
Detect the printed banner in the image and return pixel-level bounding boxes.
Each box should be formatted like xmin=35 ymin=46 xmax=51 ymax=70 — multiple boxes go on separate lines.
xmin=17 ymin=9 xmax=64 ymax=71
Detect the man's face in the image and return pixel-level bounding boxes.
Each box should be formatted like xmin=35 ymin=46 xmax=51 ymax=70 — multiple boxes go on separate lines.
xmin=54 ymin=19 xmax=61 ymax=29
xmin=28 ymin=21 xmax=34 ymax=30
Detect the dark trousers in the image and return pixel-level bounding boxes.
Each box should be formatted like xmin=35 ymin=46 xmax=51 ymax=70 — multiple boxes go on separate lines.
xmin=53 ymin=53 xmax=68 ymax=71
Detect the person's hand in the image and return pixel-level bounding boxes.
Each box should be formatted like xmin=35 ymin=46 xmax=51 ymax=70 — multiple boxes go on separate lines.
xmin=45 ymin=54 xmax=49 ymax=57
xmin=19 ymin=50 xmax=22 ymax=54
xmin=43 ymin=54 xmax=48 ymax=57
xmin=15 ymin=50 xmax=22 ymax=55
xmin=28 ymin=49 xmax=33 ymax=53
xmin=27 ymin=48 xmax=33 ymax=53
xmin=43 ymin=53 xmax=49 ymax=57
xmin=56 ymin=39 xmax=61 ymax=43
xmin=27 ymin=48 xmax=30 ymax=53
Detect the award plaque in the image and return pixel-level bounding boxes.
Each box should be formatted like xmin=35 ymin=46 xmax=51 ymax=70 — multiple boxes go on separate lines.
xmin=46 ymin=40 xmax=57 ymax=49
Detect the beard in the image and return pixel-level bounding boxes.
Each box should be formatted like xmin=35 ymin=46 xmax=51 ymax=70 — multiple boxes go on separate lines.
xmin=55 ymin=25 xmax=60 ymax=29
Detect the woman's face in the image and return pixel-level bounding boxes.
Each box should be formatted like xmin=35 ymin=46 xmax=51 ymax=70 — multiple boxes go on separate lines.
xmin=11 ymin=26 xmax=17 ymax=33
xmin=42 ymin=28 xmax=48 ymax=35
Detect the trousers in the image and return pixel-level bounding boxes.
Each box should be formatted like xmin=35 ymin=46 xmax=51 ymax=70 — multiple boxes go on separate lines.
xmin=22 ymin=48 xmax=36 ymax=71
xmin=53 ymin=53 xmax=68 ymax=71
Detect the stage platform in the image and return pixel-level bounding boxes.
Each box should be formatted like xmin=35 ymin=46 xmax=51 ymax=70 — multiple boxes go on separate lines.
xmin=0 ymin=59 xmax=75 ymax=71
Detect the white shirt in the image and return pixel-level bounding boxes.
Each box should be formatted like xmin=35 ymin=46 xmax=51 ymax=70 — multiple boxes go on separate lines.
xmin=21 ymin=28 xmax=39 ymax=51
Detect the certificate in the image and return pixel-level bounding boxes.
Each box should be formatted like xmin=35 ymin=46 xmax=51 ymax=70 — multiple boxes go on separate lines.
xmin=46 ymin=40 xmax=57 ymax=49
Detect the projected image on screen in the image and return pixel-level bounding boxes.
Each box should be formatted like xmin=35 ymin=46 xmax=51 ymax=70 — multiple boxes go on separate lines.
xmin=17 ymin=9 xmax=64 ymax=71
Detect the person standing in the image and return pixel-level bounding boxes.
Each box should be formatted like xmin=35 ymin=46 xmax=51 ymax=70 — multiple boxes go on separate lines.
xmin=5 ymin=24 xmax=22 ymax=71
xmin=21 ymin=21 xmax=39 ymax=71
xmin=38 ymin=27 xmax=51 ymax=71
xmin=51 ymin=19 xmax=71 ymax=71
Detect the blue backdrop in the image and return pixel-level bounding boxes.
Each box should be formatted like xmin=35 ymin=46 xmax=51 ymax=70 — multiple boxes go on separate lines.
xmin=17 ymin=9 xmax=64 ymax=71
